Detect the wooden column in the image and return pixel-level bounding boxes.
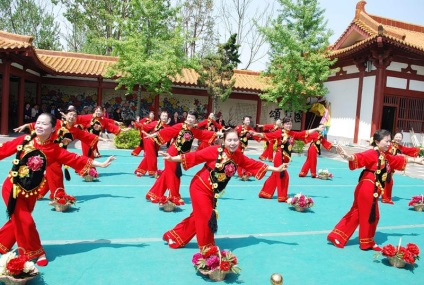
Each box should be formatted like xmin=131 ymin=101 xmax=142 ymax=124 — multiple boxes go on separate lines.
xmin=370 ymin=46 xmax=392 ymax=136
xmin=18 ymin=76 xmax=25 ymax=126
xmin=36 ymin=82 xmax=42 ymax=105
xmin=1 ymin=60 xmax=11 ymax=135
xmin=97 ymin=77 xmax=103 ymax=106
xmin=353 ymin=58 xmax=367 ymax=143
xmin=255 ymin=97 xmax=262 ymax=125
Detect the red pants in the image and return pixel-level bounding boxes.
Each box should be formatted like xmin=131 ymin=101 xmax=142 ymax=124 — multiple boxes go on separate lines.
xmin=299 ymin=145 xmax=318 ymax=177
xmin=135 ymin=138 xmax=159 ymax=175
xmin=38 ymin=162 xmax=66 ymax=199
xmin=146 ymin=147 xmax=182 ymax=201
xmin=0 ymin=179 xmax=45 ymax=259
xmin=165 ymin=176 xmax=215 ymax=248
xmin=258 ymin=151 xmax=289 ymax=201
xmin=327 ymin=179 xmax=380 ymax=250
xmin=259 ymin=140 xmax=275 ymax=161
xmin=381 ymin=178 xmax=394 ymax=202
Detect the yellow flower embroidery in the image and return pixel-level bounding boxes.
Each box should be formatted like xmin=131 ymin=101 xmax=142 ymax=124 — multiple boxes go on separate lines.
xmin=18 ymin=165 xmax=29 ymax=178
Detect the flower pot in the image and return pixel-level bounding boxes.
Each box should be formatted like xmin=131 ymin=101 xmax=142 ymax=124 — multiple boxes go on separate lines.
xmin=208 ymin=270 xmax=227 ymax=281
xmin=413 ymin=203 xmax=424 ymax=212
xmin=388 ymin=256 xmax=407 ymax=268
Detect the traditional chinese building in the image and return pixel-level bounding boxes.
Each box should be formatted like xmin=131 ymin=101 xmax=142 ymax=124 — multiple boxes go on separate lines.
xmin=0 ymin=31 xmax=283 ymax=135
xmin=326 ymin=1 xmax=424 ymax=145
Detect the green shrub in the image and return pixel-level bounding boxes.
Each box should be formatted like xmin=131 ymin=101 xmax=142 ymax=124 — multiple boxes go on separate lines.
xmin=114 ymin=128 xmax=140 ymax=149
xmin=292 ymin=140 xmax=305 ymax=154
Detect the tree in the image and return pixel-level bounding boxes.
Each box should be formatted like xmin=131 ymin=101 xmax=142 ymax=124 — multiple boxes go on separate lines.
xmin=0 ymin=0 xmax=62 ymax=50
xmin=218 ymin=0 xmax=273 ymax=70
xmin=196 ymin=34 xmax=241 ymax=114
xmin=55 ymin=0 xmax=131 ymax=55
xmin=107 ymin=0 xmax=189 ymax=117
xmin=258 ymin=0 xmax=336 ymax=112
xmin=178 ymin=0 xmax=217 ymax=58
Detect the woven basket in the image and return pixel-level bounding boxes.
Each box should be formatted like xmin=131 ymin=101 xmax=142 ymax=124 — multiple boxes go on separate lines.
xmin=319 ymin=173 xmax=329 ymax=180
xmin=0 ymin=273 xmax=38 ymax=285
xmin=84 ymin=175 xmax=94 ymax=182
xmin=199 ymin=269 xmax=227 ymax=282
xmin=388 ymin=256 xmax=407 ymax=268
xmin=413 ymin=203 xmax=424 ymax=212
xmin=49 ymin=201 xmax=71 ymax=212
xmin=159 ymin=201 xmax=176 ymax=212
xmin=294 ymin=205 xmax=307 ymax=212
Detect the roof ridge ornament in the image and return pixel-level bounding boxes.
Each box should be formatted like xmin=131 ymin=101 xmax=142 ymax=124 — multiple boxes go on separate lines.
xmin=355 ymin=1 xmax=367 ymax=20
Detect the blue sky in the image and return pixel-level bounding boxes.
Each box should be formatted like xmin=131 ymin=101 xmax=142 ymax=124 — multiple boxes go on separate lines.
xmin=247 ymin=0 xmax=424 ymax=70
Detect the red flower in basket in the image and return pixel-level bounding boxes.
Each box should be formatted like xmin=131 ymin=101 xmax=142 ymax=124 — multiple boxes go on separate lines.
xmin=192 ymin=246 xmax=241 ymax=281
xmin=377 ymin=241 xmax=420 ymax=267
xmin=408 ymin=194 xmax=424 ymax=206
xmin=0 ymin=249 xmax=39 ymax=281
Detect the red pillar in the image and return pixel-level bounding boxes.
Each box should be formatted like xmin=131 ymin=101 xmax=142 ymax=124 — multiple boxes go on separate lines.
xmin=1 ymin=60 xmax=11 ymax=135
xmin=255 ymin=98 xmax=262 ymax=125
xmin=353 ymin=58 xmax=367 ymax=144
xmin=371 ymin=65 xmax=388 ymax=135
xmin=18 ymin=76 xmax=25 ymax=127
xmin=97 ymin=77 xmax=103 ymax=106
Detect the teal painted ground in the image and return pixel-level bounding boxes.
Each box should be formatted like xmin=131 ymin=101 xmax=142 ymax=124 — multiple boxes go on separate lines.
xmin=0 ymin=148 xmax=422 ymax=284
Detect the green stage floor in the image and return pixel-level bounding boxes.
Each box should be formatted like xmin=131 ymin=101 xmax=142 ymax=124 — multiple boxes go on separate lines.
xmin=0 ymin=148 xmax=422 ymax=284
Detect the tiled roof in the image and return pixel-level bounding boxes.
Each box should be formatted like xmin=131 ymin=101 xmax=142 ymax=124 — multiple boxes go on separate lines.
xmin=0 ymin=30 xmax=33 ymax=50
xmin=173 ymin=69 xmax=268 ymax=91
xmin=36 ymin=49 xmax=118 ymax=77
xmin=330 ymin=1 xmax=424 ymax=56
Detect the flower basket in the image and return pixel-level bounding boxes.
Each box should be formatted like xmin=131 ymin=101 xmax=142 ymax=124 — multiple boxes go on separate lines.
xmin=413 ymin=203 xmax=424 ymax=212
xmin=199 ymin=269 xmax=227 ymax=282
xmin=388 ymin=256 xmax=406 ymax=268
xmin=376 ymin=240 xmax=420 ymax=268
xmin=318 ymin=169 xmax=332 ymax=180
xmin=294 ymin=205 xmax=307 ymax=212
xmin=0 ymin=248 xmax=39 ymax=285
xmin=192 ymin=246 xmax=240 ymax=282
xmin=83 ymin=175 xmax=94 ymax=182
xmin=159 ymin=201 xmax=176 ymax=212
xmin=49 ymin=189 xmax=76 ymax=212
xmin=287 ymin=193 xmax=314 ymax=212
xmin=0 ymin=268 xmax=38 ymax=285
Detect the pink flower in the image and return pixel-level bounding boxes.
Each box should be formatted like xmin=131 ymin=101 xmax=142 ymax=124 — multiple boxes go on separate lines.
xmin=27 ymin=155 xmax=44 ymax=171
xmin=183 ymin=132 xmax=191 ymax=140
xmin=88 ymin=168 xmax=99 ymax=178
xmin=192 ymin=253 xmax=203 ymax=265
xmin=206 ymin=255 xmax=220 ymax=270
xmin=224 ymin=164 xmax=236 ymax=177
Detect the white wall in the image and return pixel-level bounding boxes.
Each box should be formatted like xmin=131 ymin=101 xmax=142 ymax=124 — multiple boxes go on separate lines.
xmin=324 ymin=78 xmax=359 ymax=143
xmin=357 ymin=76 xmax=376 ymax=145
xmin=386 ymin=62 xmax=408 ymax=72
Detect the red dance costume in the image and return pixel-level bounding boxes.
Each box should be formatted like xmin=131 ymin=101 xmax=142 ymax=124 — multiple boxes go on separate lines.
xmin=196 ymin=119 xmax=223 ymax=151
xmin=131 ymin=117 xmax=152 ymax=156
xmin=28 ymin=120 xmax=99 ymax=199
xmin=234 ymin=124 xmax=256 ymax=177
xmin=299 ymin=132 xmax=333 ymax=178
xmin=382 ymin=142 xmax=420 ymax=203
xmin=258 ymin=129 xmax=308 ymax=202
xmin=77 ymin=114 xmax=121 ymax=158
xmin=327 ymin=149 xmax=407 ymax=250
xmin=134 ymin=120 xmax=168 ymax=176
xmin=258 ymin=123 xmax=279 ymax=162
xmin=0 ymin=135 xmax=92 ymax=260
xmin=145 ymin=123 xmax=216 ymax=204
xmin=164 ymin=145 xmax=268 ymax=249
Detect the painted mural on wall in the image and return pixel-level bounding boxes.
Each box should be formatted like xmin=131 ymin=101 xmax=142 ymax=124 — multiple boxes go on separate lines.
xmin=41 ymin=85 xmax=98 ymax=113
xmin=160 ymin=93 xmax=208 ymax=120
xmin=217 ymin=98 xmax=257 ymax=127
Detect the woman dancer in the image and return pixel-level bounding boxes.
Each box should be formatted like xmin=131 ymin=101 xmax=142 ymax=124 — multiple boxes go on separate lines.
xmin=298 ymin=127 xmax=335 ymax=178
xmin=252 ymin=117 xmax=323 ymax=202
xmin=381 ymin=132 xmax=420 ymax=204
xmin=0 ymin=113 xmax=115 ymax=266
xmin=327 ymin=129 xmax=423 ymax=251
xmin=145 ymin=110 xmax=217 ymax=205
xmin=162 ymin=129 xmax=287 ymax=249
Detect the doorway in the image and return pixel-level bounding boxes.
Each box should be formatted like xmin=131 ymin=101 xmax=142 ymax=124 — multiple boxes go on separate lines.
xmin=381 ymin=106 xmax=396 ymax=134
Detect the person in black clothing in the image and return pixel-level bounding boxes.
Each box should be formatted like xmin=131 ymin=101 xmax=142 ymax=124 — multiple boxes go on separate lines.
xmin=113 ymin=107 xmax=124 ymax=123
